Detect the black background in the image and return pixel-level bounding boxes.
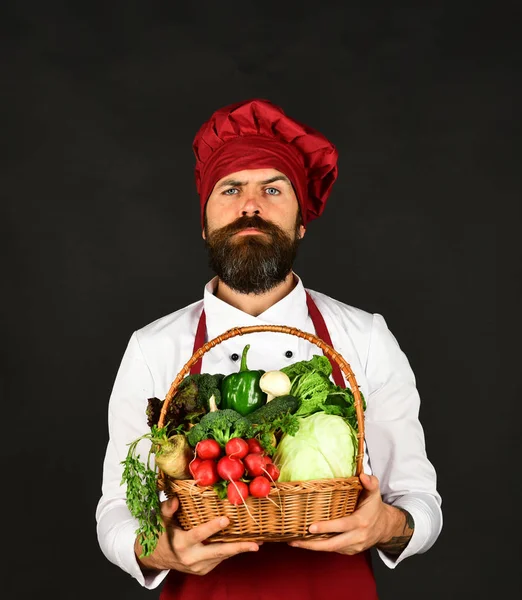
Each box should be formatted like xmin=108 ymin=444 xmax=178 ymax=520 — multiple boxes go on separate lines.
xmin=2 ymin=1 xmax=521 ymax=599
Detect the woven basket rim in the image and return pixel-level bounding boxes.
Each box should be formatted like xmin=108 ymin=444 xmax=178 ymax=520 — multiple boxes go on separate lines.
xmin=164 ymin=475 xmax=363 ymax=496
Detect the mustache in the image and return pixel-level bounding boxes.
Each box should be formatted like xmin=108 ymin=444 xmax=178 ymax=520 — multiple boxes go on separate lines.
xmin=220 ymin=215 xmax=277 ymax=236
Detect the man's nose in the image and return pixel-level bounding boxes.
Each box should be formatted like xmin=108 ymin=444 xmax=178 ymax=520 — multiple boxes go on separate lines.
xmin=240 ymin=191 xmax=263 ymax=216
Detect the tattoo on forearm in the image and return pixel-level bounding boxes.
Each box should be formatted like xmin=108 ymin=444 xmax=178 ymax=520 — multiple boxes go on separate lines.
xmin=377 ymin=508 xmax=415 ymax=556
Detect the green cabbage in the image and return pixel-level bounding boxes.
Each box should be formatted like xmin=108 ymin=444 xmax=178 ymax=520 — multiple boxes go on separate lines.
xmin=274 ymin=412 xmax=358 ymax=482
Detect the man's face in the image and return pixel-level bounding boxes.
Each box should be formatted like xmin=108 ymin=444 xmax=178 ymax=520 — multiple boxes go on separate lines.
xmin=203 ymin=168 xmax=306 ymax=295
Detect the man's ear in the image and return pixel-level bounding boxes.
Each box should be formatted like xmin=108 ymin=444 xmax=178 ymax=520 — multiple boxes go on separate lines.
xmin=298 ymin=224 xmax=306 ymax=239
xmin=202 ymin=228 xmax=206 ymax=240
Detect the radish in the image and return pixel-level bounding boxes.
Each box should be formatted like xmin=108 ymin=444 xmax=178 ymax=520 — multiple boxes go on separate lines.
xmin=246 ymin=438 xmax=263 ymax=454
xmin=226 ymin=481 xmax=260 ymax=527
xmin=244 ymin=453 xmax=267 ymax=477
xmin=225 ymin=437 xmax=249 ymax=459
xmin=196 ymin=439 xmax=222 ymax=460
xmin=227 ymin=480 xmax=249 ymax=505
xmin=263 ymin=455 xmax=272 ymax=464
xmin=249 ymin=475 xmax=271 ymax=498
xmin=249 ymin=472 xmax=282 ymax=518
xmin=263 ymin=463 xmax=280 ymax=482
xmin=194 ymin=459 xmax=219 ymax=486
xmin=217 ymin=456 xmax=245 ymax=481
xmin=189 ymin=456 xmax=203 ymax=478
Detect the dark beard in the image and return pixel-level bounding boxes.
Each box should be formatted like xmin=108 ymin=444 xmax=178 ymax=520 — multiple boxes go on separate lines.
xmin=204 ymin=214 xmax=301 ymax=295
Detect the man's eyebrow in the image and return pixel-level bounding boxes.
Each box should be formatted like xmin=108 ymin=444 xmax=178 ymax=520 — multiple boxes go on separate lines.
xmin=217 ymin=179 xmax=246 ymax=189
xmin=217 ymin=175 xmax=292 ymax=189
xmin=260 ymin=175 xmax=292 ymax=186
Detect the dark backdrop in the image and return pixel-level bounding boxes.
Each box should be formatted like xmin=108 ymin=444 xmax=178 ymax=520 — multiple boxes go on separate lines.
xmin=2 ymin=1 xmax=520 ymax=599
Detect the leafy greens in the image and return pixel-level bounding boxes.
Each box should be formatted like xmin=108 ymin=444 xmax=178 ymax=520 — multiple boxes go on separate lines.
xmin=280 ymin=355 xmax=365 ymax=431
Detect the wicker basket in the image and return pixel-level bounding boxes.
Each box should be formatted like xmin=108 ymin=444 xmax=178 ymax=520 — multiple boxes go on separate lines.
xmin=157 ymin=324 xmax=365 ymax=543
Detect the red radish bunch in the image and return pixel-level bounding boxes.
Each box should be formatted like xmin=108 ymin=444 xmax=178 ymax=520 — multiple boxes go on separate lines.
xmin=190 ymin=437 xmax=280 ymax=506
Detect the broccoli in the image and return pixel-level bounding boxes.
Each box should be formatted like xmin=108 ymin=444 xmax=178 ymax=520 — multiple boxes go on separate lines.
xmin=174 ymin=373 xmax=223 ymax=424
xmin=246 ymin=395 xmax=299 ymax=425
xmin=186 ymin=409 xmax=253 ymax=448
xmin=181 ymin=373 xmax=225 ymax=415
xmin=247 ymin=397 xmax=301 ymax=456
xmin=145 ymin=373 xmax=224 ymax=432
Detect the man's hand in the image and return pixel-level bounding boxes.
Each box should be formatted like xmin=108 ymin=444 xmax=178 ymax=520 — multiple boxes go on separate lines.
xmin=288 ymin=473 xmax=414 ymax=556
xmin=135 ymin=496 xmax=261 ymax=576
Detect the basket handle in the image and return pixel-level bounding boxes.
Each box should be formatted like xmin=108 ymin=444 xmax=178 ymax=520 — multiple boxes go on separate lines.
xmin=158 ymin=325 xmax=365 ymax=477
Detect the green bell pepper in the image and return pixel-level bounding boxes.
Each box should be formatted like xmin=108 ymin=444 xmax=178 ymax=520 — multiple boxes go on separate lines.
xmin=221 ymin=344 xmax=267 ymax=416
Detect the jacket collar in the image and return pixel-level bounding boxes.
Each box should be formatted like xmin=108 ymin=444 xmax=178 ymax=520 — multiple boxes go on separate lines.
xmin=203 ymin=272 xmax=309 ymax=342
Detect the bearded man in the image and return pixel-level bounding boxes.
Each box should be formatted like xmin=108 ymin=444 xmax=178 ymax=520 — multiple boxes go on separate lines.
xmin=96 ymin=99 xmax=442 ymax=600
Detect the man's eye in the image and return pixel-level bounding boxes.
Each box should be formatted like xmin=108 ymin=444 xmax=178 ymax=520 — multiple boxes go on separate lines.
xmin=223 ymin=188 xmax=239 ymax=195
xmin=265 ymin=187 xmax=280 ymax=195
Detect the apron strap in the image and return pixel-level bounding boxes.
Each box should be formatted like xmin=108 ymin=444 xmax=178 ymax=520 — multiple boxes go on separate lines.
xmin=190 ymin=290 xmax=346 ymax=389
xmin=304 ymin=291 xmax=345 ymax=388
xmin=190 ymin=305 xmax=207 ymax=375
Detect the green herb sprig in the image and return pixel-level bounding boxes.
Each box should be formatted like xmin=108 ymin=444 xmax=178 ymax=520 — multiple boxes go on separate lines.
xmin=120 ymin=424 xmax=169 ymax=557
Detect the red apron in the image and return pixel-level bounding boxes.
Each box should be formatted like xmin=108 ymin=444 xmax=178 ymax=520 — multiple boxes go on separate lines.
xmin=160 ymin=292 xmax=378 ymax=600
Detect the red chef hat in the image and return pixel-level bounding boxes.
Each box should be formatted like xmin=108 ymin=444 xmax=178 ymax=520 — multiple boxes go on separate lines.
xmin=192 ymin=99 xmax=339 ymax=227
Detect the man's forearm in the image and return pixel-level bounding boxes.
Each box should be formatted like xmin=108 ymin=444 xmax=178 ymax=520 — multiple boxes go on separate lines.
xmin=376 ymin=505 xmax=415 ymax=556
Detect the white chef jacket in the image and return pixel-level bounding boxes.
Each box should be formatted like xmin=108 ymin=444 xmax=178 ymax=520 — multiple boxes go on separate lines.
xmin=95 ymin=273 xmax=443 ymax=589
